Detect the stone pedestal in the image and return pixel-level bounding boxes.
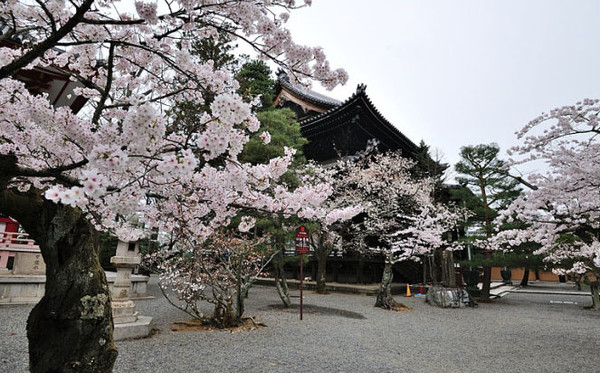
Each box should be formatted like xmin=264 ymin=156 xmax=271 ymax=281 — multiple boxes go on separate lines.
xmin=110 ymin=240 xmax=152 ymax=340
xmin=13 ymin=252 xmax=46 ymax=275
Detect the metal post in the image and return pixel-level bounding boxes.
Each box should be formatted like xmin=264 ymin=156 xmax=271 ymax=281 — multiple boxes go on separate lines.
xmin=300 ymin=253 xmax=303 ymax=320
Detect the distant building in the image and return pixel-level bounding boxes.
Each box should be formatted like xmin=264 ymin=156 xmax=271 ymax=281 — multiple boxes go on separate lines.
xmin=274 ymin=72 xmax=428 ymax=284
xmin=274 ymin=71 xmax=418 ymax=164
xmin=0 ymin=24 xmax=88 ymax=114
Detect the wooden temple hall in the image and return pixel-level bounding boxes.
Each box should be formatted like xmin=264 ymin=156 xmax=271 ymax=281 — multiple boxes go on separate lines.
xmin=275 ymin=71 xmax=418 ymax=164
xmin=274 ymin=72 xmax=425 ymax=284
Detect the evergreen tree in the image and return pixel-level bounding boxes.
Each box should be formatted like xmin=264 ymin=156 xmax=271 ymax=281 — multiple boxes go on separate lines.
xmin=454 ymin=143 xmax=521 ymax=300
xmin=235 ymin=60 xmax=276 ymax=109
xmin=239 ymin=108 xmax=308 ymax=307
xmin=234 ymin=62 xmax=309 ymax=306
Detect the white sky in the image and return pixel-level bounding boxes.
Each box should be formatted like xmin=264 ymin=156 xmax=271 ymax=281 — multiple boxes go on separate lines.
xmin=284 ymin=0 xmax=600 ymax=178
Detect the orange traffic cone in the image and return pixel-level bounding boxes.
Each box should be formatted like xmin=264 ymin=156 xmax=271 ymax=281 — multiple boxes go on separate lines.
xmin=405 ymin=283 xmax=412 ymax=297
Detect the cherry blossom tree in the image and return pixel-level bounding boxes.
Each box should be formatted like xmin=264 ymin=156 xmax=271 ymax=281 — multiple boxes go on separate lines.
xmin=300 ymin=162 xmax=362 ymax=294
xmin=0 ymin=1 xmax=347 ymax=371
xmin=147 ymin=229 xmax=272 ymax=328
xmin=317 ymin=150 xmax=461 ymax=309
xmin=497 ymin=99 xmax=600 ymax=310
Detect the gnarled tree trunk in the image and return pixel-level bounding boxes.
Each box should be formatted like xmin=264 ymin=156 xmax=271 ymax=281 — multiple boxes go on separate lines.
xmin=315 ymin=248 xmax=328 ymax=294
xmin=272 ymin=215 xmax=291 ymax=307
xmin=314 ymin=231 xmax=337 ymax=294
xmin=584 ymin=276 xmax=600 ymax=311
xmin=375 ymin=261 xmax=395 ymax=308
xmin=520 ymin=268 xmax=530 ymax=287
xmin=0 ymin=189 xmax=117 ymax=373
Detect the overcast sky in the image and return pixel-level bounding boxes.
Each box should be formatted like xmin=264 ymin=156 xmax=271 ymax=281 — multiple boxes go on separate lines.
xmin=284 ymin=0 xmax=600 ymax=178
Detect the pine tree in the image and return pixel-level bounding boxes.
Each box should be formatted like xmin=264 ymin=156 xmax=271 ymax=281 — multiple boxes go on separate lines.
xmin=454 ymin=143 xmax=521 ymax=300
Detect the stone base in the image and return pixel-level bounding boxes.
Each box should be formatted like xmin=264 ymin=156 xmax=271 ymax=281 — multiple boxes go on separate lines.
xmin=113 ymin=315 xmax=153 ymax=341
xmin=105 ymin=271 xmax=151 ymax=299
xmin=114 ymin=314 xmax=139 ymax=324
xmin=426 ymin=285 xmax=476 ymax=308
xmin=0 ymin=275 xmax=46 ymax=304
xmin=0 ymin=272 xmax=151 ymax=305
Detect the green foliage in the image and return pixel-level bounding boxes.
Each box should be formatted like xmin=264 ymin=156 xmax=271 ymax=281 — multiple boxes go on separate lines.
xmin=241 ymin=108 xmax=307 ymax=187
xmin=170 ymin=29 xmax=239 ymax=133
xmin=242 ymin=108 xmax=306 ymax=162
xmin=190 ymin=27 xmax=240 ymax=72
xmin=453 ymin=143 xmax=521 ymax=235
xmin=459 ymin=251 xmax=544 ymax=269
xmin=235 ymin=60 xmax=276 ymax=109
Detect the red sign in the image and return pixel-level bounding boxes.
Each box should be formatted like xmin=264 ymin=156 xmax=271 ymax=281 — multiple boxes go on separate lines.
xmin=295 ymin=225 xmax=309 ymax=254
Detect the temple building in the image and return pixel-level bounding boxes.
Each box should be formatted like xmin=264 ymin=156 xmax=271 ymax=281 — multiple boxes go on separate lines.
xmin=274 ymin=71 xmax=419 ymax=164
xmin=274 ymin=72 xmax=427 ymax=285
xmin=0 ymin=25 xmax=88 ymax=114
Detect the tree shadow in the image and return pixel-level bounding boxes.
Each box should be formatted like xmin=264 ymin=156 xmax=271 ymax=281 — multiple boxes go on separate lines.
xmin=264 ymin=304 xmax=367 ymax=319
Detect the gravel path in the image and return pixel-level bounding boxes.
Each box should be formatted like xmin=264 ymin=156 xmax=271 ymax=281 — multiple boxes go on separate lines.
xmin=2 ymin=278 xmax=600 ymax=373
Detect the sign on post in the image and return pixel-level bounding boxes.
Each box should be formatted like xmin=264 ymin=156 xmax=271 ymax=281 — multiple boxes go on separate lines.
xmin=295 ymin=225 xmax=309 ymax=254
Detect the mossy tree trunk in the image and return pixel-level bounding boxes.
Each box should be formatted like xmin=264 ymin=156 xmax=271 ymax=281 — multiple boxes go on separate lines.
xmin=584 ymin=276 xmax=600 ymax=311
xmin=314 ymin=231 xmax=338 ymax=294
xmin=273 ymin=215 xmax=291 ymax=307
xmin=0 ymin=188 xmax=117 ymax=373
xmin=375 ymin=253 xmax=402 ymax=310
xmin=315 ymin=249 xmax=328 ymax=293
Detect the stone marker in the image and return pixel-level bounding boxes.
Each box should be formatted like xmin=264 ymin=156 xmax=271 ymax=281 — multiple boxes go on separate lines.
xmin=110 ymin=240 xmax=153 ymax=340
xmin=12 ymin=252 xmax=46 ymax=275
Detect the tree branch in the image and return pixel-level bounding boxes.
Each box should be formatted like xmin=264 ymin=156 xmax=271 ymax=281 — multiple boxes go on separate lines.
xmin=0 ymin=0 xmax=95 ymax=79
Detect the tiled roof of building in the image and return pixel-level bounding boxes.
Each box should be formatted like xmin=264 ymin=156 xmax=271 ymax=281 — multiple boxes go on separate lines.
xmin=276 ymin=70 xmax=341 ymax=109
xmin=298 ymin=83 xmax=418 ymax=161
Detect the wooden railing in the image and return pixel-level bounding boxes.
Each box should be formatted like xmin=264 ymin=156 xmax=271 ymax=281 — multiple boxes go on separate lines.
xmin=1 ymin=231 xmax=39 ymax=250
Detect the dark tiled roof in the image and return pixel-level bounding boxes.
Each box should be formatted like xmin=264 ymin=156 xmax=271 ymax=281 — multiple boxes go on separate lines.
xmin=276 ymin=70 xmax=341 ymax=109
xmin=299 ymin=83 xmax=418 ymax=158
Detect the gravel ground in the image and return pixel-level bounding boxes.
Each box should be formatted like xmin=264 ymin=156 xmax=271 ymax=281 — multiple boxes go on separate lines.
xmin=2 ymin=278 xmax=600 ymax=373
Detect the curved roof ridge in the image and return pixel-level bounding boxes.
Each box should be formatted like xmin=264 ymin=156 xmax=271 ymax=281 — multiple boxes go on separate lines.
xmin=299 ymin=84 xmax=418 ymax=154
xmin=298 ymin=84 xmax=364 ymax=126
xmin=356 ymin=86 xmax=418 ymax=151
xmin=277 ymin=70 xmax=341 ymax=108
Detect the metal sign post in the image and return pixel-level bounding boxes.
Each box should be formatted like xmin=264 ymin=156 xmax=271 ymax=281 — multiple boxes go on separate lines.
xmin=295 ymin=225 xmax=309 ymax=320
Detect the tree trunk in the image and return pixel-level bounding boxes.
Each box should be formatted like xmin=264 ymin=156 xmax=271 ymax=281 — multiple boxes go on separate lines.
xmin=315 ymin=249 xmax=328 ymax=294
xmin=441 ymin=250 xmax=456 ymax=288
xmin=213 ymin=297 xmax=236 ymax=328
xmin=314 ymin=231 xmax=337 ymax=293
xmin=272 ymin=251 xmax=291 ymax=308
xmin=0 ymin=189 xmax=117 ymax=373
xmin=520 ymin=268 xmax=530 ymax=287
xmin=480 ymin=265 xmax=492 ymax=300
xmin=374 ymin=257 xmax=405 ymax=310
xmin=235 ymin=257 xmax=244 ymax=323
xmin=590 ymin=282 xmax=600 ymax=311
xmin=272 ymin=215 xmax=291 ymax=307
xmin=479 ymin=176 xmax=493 ymax=302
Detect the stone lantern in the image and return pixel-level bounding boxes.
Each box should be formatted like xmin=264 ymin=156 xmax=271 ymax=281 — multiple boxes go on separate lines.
xmin=110 ymin=240 xmax=152 ymax=340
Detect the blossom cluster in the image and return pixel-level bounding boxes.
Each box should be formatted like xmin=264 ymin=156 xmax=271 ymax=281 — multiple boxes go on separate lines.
xmin=303 ymin=151 xmax=458 ymax=263
xmin=496 ymin=99 xmax=600 ymax=278
xmin=0 ymin=0 xmax=347 ymax=245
